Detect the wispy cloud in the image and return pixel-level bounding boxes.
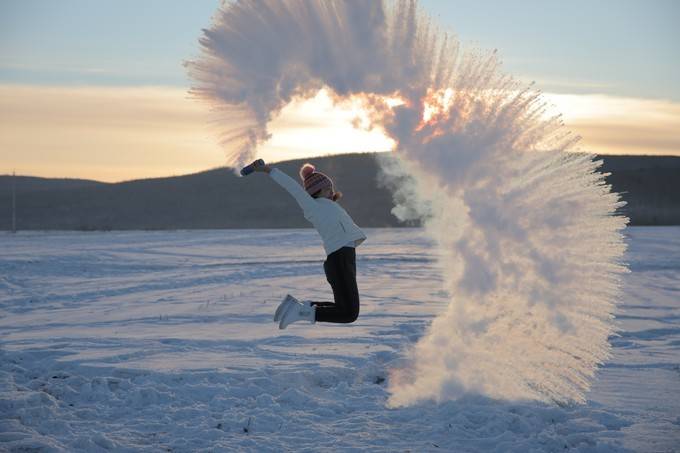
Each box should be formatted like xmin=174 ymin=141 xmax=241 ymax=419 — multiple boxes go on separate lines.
xmin=0 ymin=85 xmax=393 ymax=181
xmin=0 ymin=60 xmax=189 ymax=86
xmin=546 ymin=93 xmax=680 ymax=155
xmin=0 ymin=61 xmax=109 ymax=74
xmin=0 ymin=85 xmax=221 ymax=181
xmin=1 ymin=85 xmax=678 ymax=182
xmin=521 ymin=75 xmax=613 ymax=91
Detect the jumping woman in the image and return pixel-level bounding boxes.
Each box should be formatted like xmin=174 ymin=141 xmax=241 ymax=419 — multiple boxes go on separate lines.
xmin=247 ymin=160 xmax=366 ymax=329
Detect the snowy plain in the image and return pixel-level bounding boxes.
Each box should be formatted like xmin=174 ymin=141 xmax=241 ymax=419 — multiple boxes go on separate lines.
xmin=1 ymin=227 xmax=678 ymax=452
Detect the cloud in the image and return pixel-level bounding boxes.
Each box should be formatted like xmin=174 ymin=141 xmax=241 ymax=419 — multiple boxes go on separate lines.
xmin=0 ymin=84 xmax=391 ymax=181
xmin=546 ymin=93 xmax=680 ymax=155
xmin=187 ymin=0 xmax=631 ymax=406
xmin=517 ymin=74 xmax=613 ymax=91
xmin=1 ymin=84 xmax=678 ymax=183
xmin=0 ymin=84 xmax=394 ymax=181
xmin=0 ymin=84 xmax=222 ymax=182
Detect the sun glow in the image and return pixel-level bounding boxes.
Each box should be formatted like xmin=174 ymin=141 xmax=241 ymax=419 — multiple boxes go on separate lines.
xmin=259 ymin=88 xmax=397 ymax=163
xmin=545 ymin=93 xmax=680 ymax=155
xmin=1 ymin=84 xmax=678 ymax=182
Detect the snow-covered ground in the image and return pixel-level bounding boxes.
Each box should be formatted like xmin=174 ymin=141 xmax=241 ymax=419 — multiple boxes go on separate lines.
xmin=1 ymin=227 xmax=678 ymax=452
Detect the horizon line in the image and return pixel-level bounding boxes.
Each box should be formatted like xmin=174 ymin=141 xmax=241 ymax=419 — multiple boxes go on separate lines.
xmin=3 ymin=151 xmax=680 ymax=185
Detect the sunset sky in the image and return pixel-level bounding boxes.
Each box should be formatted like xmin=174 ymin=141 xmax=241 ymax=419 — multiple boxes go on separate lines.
xmin=1 ymin=0 xmax=679 ymax=182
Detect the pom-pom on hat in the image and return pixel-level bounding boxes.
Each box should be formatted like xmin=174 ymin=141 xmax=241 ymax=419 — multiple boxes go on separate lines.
xmin=299 ymin=163 xmax=342 ymax=201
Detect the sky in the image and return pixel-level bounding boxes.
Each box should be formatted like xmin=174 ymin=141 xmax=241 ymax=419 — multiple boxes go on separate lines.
xmin=1 ymin=0 xmax=679 ymax=182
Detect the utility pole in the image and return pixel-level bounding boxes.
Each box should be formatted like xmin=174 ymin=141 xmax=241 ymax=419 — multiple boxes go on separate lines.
xmin=11 ymin=171 xmax=16 ymax=233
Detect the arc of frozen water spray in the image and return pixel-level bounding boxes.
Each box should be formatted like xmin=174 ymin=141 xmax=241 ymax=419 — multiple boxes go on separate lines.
xmin=187 ymin=0 xmax=628 ymax=406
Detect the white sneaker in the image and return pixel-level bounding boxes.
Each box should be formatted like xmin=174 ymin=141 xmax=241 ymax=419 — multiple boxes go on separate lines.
xmin=274 ymin=294 xmax=298 ymax=322
xmin=279 ymin=301 xmax=316 ymax=330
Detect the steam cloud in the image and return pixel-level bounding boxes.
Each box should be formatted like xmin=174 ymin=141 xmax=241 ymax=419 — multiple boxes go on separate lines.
xmin=187 ymin=0 xmax=628 ymax=406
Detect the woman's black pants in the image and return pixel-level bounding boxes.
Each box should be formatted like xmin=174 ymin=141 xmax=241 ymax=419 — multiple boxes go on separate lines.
xmin=311 ymin=247 xmax=360 ymax=323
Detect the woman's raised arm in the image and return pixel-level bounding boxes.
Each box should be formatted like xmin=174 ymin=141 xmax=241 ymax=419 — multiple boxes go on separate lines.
xmin=266 ymin=167 xmax=316 ymax=213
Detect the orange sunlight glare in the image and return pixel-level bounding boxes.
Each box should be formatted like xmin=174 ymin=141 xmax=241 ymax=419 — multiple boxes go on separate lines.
xmin=259 ymin=89 xmax=396 ymax=163
xmin=1 ymin=84 xmax=678 ymax=182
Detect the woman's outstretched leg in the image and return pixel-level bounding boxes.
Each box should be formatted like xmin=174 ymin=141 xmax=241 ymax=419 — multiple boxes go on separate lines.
xmin=314 ymin=247 xmax=360 ymax=323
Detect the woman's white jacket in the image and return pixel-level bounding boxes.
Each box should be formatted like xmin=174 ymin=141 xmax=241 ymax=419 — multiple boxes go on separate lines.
xmin=269 ymin=168 xmax=366 ymax=256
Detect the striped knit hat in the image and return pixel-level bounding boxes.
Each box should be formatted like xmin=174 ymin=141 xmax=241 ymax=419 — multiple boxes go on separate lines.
xmin=299 ymin=163 xmax=342 ymax=201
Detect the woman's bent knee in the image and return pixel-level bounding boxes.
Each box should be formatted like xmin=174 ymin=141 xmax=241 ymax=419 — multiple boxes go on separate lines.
xmin=343 ymin=307 xmax=359 ymax=323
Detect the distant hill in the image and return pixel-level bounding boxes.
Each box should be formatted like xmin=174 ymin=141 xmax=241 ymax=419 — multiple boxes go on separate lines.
xmin=598 ymin=156 xmax=680 ymax=225
xmin=2 ymin=176 xmax=105 ymax=193
xmin=1 ymin=153 xmax=679 ymax=230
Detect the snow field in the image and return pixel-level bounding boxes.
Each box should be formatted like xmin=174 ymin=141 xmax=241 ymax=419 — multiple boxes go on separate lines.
xmin=1 ymin=228 xmax=679 ymax=452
